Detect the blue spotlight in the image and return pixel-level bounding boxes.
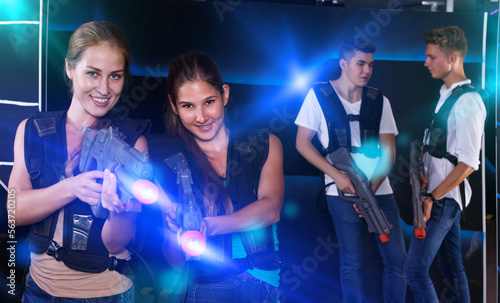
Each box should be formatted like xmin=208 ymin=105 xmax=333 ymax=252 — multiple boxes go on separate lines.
xmin=293 ymin=73 xmax=312 ymax=90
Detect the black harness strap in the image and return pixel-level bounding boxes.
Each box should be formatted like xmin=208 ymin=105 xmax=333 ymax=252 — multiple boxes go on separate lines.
xmin=313 ymin=82 xmax=383 ymax=158
xmin=25 ymin=111 xmax=66 ymax=254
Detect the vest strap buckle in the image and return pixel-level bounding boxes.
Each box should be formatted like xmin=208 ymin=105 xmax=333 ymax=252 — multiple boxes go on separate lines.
xmin=347 ymin=114 xmax=359 ymax=121
xmin=46 ymin=240 xmax=63 ymax=261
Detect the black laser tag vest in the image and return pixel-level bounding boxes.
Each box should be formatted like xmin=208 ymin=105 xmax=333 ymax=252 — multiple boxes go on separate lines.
xmin=25 ymin=110 xmax=150 ymax=273
xmin=312 ymin=82 xmax=383 ymax=158
xmin=423 ymin=84 xmax=486 ymax=165
xmin=225 ymin=131 xmax=280 ymax=273
xmin=149 ymin=131 xmax=280 ymax=283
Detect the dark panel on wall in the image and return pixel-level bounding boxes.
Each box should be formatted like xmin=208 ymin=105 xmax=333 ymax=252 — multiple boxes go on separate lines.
xmin=0 ymin=104 xmax=39 ymax=163
xmin=0 ymin=24 xmax=39 ymax=102
xmin=45 ymin=1 xmax=484 ymax=81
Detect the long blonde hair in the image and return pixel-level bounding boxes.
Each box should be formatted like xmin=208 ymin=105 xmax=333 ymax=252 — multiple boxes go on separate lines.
xmin=64 ymin=21 xmax=130 ymax=177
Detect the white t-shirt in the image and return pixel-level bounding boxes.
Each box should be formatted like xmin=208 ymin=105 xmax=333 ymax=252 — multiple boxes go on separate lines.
xmin=423 ymin=79 xmax=486 ymax=209
xmin=295 ymin=84 xmax=398 ymax=196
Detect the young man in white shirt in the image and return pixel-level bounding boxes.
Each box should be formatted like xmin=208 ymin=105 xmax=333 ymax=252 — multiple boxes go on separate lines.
xmin=295 ymin=38 xmax=406 ymax=303
xmin=403 ymin=26 xmax=487 ymax=303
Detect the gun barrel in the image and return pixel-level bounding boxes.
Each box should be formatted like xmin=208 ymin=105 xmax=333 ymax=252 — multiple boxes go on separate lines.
xmin=165 ymin=152 xmax=206 ymax=259
xmin=410 ymin=140 xmax=426 ymax=239
xmin=328 ymin=148 xmax=392 ymax=243
xmin=180 ymin=230 xmax=206 ymax=257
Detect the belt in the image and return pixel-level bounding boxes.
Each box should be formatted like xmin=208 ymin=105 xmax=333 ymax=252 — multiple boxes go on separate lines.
xmin=236 ymin=272 xmax=261 ymax=282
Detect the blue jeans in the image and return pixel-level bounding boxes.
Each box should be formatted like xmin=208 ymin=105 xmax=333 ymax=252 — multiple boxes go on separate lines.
xmin=404 ymin=198 xmax=470 ymax=303
xmin=186 ymin=272 xmax=279 ymax=303
xmin=327 ymin=194 xmax=407 ymax=303
xmin=21 ymin=272 xmax=135 ymax=303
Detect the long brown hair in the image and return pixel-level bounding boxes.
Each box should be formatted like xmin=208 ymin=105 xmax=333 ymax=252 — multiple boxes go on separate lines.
xmin=64 ymin=21 xmax=130 ymax=177
xmin=166 ymin=51 xmax=233 ymax=217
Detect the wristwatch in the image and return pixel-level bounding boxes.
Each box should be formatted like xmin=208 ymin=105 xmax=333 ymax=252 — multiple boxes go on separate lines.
xmin=426 ymin=193 xmax=438 ymax=204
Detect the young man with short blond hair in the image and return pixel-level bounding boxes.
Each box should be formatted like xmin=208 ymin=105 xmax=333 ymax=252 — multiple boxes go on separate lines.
xmin=404 ymin=26 xmax=487 ymax=303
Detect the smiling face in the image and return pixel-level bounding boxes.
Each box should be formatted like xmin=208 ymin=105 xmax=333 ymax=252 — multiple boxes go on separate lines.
xmin=341 ymin=50 xmax=374 ymax=88
xmin=424 ymin=44 xmax=453 ymax=80
xmin=171 ymin=79 xmax=229 ymax=144
xmin=66 ymin=43 xmax=125 ymax=118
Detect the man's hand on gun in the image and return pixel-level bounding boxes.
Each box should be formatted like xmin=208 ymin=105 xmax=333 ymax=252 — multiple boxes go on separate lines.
xmin=328 ymin=148 xmax=392 ymax=243
xmin=409 ymin=140 xmax=428 ymax=238
xmin=335 ymin=172 xmax=357 ymax=195
xmin=419 ymin=172 xmax=432 ymax=222
xmin=334 ymin=172 xmax=362 ymax=217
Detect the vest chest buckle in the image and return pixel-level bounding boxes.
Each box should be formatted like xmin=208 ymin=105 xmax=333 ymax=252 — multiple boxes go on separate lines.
xmin=46 ymin=240 xmax=63 ymax=261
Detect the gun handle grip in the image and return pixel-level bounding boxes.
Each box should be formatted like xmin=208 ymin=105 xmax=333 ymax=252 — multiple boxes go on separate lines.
xmin=414 ymin=228 xmax=426 ymax=239
xmin=338 ymin=189 xmax=357 ymax=203
xmin=91 ymin=202 xmax=109 ymax=219
xmin=379 ymin=233 xmax=390 ymax=243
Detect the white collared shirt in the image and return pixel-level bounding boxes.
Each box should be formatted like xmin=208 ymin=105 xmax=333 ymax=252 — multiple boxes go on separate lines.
xmin=423 ymin=79 xmax=486 ymax=209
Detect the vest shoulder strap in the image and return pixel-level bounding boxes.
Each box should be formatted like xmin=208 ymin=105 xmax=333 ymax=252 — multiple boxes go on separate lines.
xmin=227 ymin=130 xmax=269 ymax=211
xmin=101 ymin=117 xmax=151 ymax=147
xmin=424 ymin=83 xmax=481 ymax=164
xmin=25 ymin=111 xmax=66 ymax=255
xmin=359 ymin=86 xmax=383 ymax=156
xmin=24 ymin=110 xmax=66 ymax=186
xmin=312 ymin=82 xmax=351 ymax=153
xmin=232 ymin=130 xmax=270 ymax=172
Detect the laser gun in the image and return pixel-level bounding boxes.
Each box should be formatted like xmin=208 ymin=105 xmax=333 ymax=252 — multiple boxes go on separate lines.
xmin=327 ymin=147 xmax=392 ymax=243
xmin=80 ymin=127 xmax=159 ymax=219
xmin=410 ymin=140 xmax=426 ymax=239
xmin=164 ymin=152 xmax=206 ymax=260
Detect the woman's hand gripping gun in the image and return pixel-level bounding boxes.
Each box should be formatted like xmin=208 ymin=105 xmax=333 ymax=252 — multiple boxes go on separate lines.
xmin=164 ymin=153 xmax=206 ymax=260
xmin=80 ymin=127 xmax=158 ymax=218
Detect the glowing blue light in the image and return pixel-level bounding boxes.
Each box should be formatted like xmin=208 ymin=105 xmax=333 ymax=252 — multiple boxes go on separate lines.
xmin=293 ymin=74 xmax=311 ymax=90
xmin=283 ymin=200 xmax=300 ymax=219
